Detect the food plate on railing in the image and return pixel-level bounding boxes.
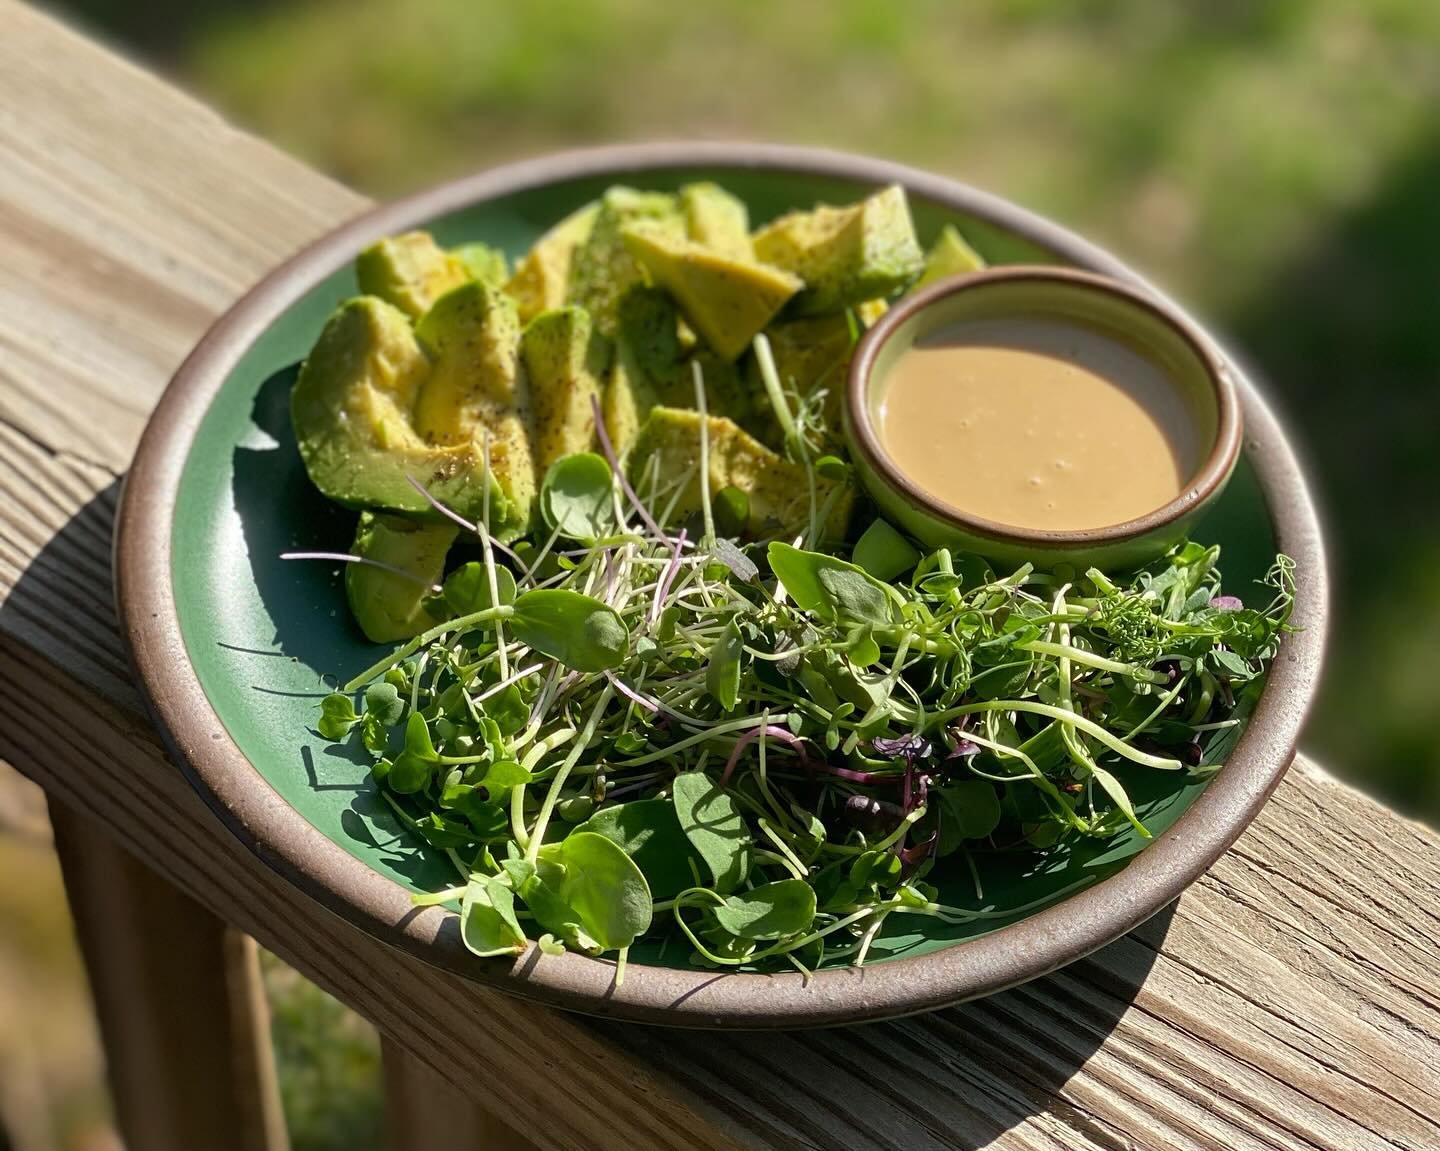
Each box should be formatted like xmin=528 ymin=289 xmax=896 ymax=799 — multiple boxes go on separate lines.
xmin=115 ymin=144 xmax=1326 ymax=1027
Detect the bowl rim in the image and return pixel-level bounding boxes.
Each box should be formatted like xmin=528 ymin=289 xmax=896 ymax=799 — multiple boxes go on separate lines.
xmin=847 ymin=265 xmax=1244 ymax=548
xmin=114 ymin=141 xmax=1327 ymax=1028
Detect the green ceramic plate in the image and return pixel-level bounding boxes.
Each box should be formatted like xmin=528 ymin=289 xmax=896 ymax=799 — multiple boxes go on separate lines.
xmin=117 ymin=144 xmax=1326 ymax=1026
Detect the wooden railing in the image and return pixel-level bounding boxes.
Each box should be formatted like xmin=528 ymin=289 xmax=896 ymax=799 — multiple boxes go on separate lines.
xmin=1 ymin=4 xmax=1437 ymax=1148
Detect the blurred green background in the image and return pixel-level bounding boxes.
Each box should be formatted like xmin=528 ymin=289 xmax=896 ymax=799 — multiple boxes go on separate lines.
xmin=12 ymin=1 xmax=1440 ymax=1147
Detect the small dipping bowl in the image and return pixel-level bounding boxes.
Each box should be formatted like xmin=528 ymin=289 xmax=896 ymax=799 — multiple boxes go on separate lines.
xmin=846 ymin=266 xmax=1243 ymax=571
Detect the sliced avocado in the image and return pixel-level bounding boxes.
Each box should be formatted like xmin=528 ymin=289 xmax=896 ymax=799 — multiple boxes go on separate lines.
xmin=505 ymin=202 xmax=598 ymax=326
xmin=521 ymin=307 xmax=606 ymax=474
xmin=616 ymin=285 xmax=685 ymax=383
xmin=600 ymin=288 xmax=764 ymax=454
xmin=621 ymin=223 xmax=802 ymax=362
xmin=355 ymin=232 xmax=471 ymax=320
xmin=680 ymin=182 xmax=753 ymax=260
xmin=914 ymin=223 xmax=986 ymax=289
xmin=599 ymin=286 xmax=679 ymax=456
xmin=567 ymin=187 xmax=683 ymax=338
xmin=756 ymin=313 xmax=859 ymax=446
xmin=678 ymin=350 xmax=765 ymax=439
xmin=627 ymin=407 xmax=852 ymax=542
xmin=602 ymin=333 xmax=659 ymax=460
xmin=412 ymin=283 xmax=535 ymax=537
xmin=346 ymin=511 xmax=457 ymax=643
xmin=291 ymin=296 xmax=497 ymax=521
xmin=751 ymin=184 xmax=924 ymax=315
xmin=452 ymin=242 xmax=509 ymax=291
xmin=855 ymin=298 xmax=889 ymax=326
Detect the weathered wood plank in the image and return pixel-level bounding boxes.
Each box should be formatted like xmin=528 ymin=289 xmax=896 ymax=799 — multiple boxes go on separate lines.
xmin=0 ymin=4 xmax=1437 ymax=1150
xmin=5 ymin=630 xmax=1438 ymax=1151
xmin=381 ymin=1038 xmax=542 ymax=1151
xmin=49 ymin=801 xmax=290 ymax=1151
xmin=0 ymin=0 xmax=364 ymax=469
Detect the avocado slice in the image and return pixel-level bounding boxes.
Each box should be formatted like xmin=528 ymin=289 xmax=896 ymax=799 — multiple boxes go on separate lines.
xmin=346 ymin=510 xmax=457 ymax=643
xmin=680 ymin=182 xmax=753 ymax=260
xmin=755 ymin=313 xmax=858 ymax=447
xmin=505 ymin=202 xmax=598 ymax=326
xmin=452 ymin=242 xmax=510 ymax=291
xmin=413 ymin=282 xmax=535 ymax=537
xmin=521 ymin=307 xmax=607 ymax=474
xmin=599 ymin=288 xmax=765 ymax=455
xmin=680 ymin=350 xmax=766 ymax=441
xmin=602 ymin=333 xmax=659 ymax=461
xmin=621 ymin=223 xmax=802 ymax=362
xmin=567 ymin=187 xmax=683 ymax=338
xmin=355 ymin=232 xmax=473 ymax=320
xmin=914 ymin=223 xmax=986 ymax=289
xmin=627 ymin=406 xmax=852 ymax=542
xmin=751 ymin=184 xmax=924 ymax=315
xmin=599 ymin=287 xmax=678 ymax=456
xmin=855 ymin=298 xmax=889 ymax=326
xmin=291 ymin=296 xmax=498 ymax=521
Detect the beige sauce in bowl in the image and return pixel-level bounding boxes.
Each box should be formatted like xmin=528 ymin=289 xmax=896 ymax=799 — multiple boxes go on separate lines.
xmin=877 ymin=317 xmax=1200 ymax=531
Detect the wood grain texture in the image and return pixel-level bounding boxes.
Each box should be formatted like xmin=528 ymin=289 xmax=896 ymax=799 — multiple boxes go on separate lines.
xmin=382 ymin=1037 xmax=542 ymax=1151
xmin=0 ymin=4 xmax=1436 ymax=1149
xmin=49 ymin=801 xmax=290 ymax=1151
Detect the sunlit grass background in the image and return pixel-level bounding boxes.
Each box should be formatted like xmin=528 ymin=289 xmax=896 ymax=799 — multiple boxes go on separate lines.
xmin=12 ymin=1 xmax=1440 ymax=1147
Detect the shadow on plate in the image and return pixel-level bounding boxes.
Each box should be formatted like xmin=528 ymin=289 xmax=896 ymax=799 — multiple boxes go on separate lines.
xmin=232 ymin=363 xmax=360 ymax=672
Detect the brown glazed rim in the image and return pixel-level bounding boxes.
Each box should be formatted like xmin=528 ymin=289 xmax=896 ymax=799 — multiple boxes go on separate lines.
xmin=115 ymin=142 xmax=1327 ymax=1029
xmin=848 ymin=265 xmax=1245 ymax=546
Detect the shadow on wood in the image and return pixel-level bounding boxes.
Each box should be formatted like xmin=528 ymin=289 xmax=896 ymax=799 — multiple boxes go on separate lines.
xmin=589 ymin=902 xmax=1177 ymax=1151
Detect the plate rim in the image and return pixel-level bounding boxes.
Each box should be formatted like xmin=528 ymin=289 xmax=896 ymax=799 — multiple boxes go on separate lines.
xmin=115 ymin=141 xmax=1328 ymax=1028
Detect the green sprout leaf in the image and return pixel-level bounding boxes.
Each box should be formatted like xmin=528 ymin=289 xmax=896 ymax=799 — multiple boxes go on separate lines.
xmin=387 ymin=712 xmax=438 ymax=794
xmin=443 ymin=561 xmax=518 ymax=616
xmin=460 ymin=875 xmax=527 ymax=958
xmin=711 ymin=878 xmax=817 ymax=940
xmin=363 ymin=681 xmax=406 ymax=727
xmin=509 ymin=589 xmax=629 ymax=671
xmin=541 ymin=453 xmax=616 ymax=542
xmin=705 ymin=617 xmax=744 ymax=712
xmin=576 ymin=798 xmax=702 ymax=900
xmin=672 ymin=771 xmax=751 ymax=893
xmin=768 ymin=542 xmax=902 ymax=627
xmin=517 ymin=833 xmax=652 ymax=953
xmin=317 ymin=693 xmax=359 ymax=741
xmin=852 ymin=518 xmax=921 ymax=582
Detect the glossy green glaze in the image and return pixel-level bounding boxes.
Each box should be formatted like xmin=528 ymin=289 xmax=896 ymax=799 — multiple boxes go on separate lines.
xmin=169 ymin=165 xmax=1277 ymax=969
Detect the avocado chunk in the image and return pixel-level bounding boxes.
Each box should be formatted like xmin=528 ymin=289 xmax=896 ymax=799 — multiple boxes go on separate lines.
xmin=754 ymin=313 xmax=857 ymax=447
xmin=521 ymin=307 xmax=607 ymax=474
xmin=627 ymin=407 xmax=852 ymax=541
xmin=291 ymin=296 xmax=498 ymax=521
xmin=914 ymin=224 xmax=986 ymax=289
xmin=452 ymin=242 xmax=510 ymax=291
xmin=600 ymin=289 xmax=764 ymax=455
xmin=505 ymin=202 xmax=598 ymax=326
xmin=621 ymin=223 xmax=802 ymax=362
xmin=602 ymin=332 xmax=659 ymax=460
xmin=413 ymin=283 xmax=535 ymax=537
xmin=355 ymin=232 xmax=473 ymax=320
xmin=855 ymin=298 xmax=889 ymax=326
xmin=683 ymin=350 xmax=766 ymax=441
xmin=567 ymin=188 xmax=683 ymax=338
xmin=346 ymin=511 xmax=457 ymax=643
xmin=751 ymin=184 xmax=924 ymax=315
xmin=680 ymin=182 xmax=753 ymax=260
xmin=599 ymin=287 xmax=679 ymax=456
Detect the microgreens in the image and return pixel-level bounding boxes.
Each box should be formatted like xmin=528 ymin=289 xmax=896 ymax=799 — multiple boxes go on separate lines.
xmin=312 ymin=347 xmax=1294 ymax=981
